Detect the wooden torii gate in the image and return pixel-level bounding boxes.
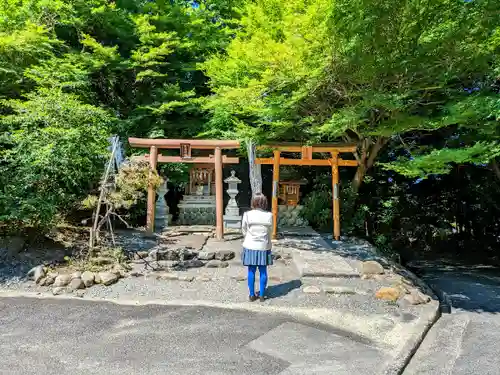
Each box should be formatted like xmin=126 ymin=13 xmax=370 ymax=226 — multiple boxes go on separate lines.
xmin=128 ymin=138 xmax=240 ymax=239
xmin=255 ymin=143 xmax=358 ymax=240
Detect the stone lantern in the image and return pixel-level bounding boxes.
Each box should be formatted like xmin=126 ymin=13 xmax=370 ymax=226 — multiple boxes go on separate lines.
xmin=223 ymin=170 xmax=242 ymax=229
xmin=155 ymin=178 xmax=171 ymax=231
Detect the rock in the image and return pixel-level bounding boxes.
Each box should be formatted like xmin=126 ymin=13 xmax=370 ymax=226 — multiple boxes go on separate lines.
xmin=98 ymin=271 xmax=119 ymax=286
xmin=129 ymin=271 xmax=143 ymax=277
xmin=404 ymin=290 xmax=431 ymax=305
xmin=52 ymin=287 xmax=68 ymax=295
xmin=196 ymin=275 xmax=212 ymax=282
xmin=157 ymin=260 xmax=180 ymax=269
xmin=323 ymin=286 xmax=356 ymax=295
xmin=94 ymin=273 xmax=102 ymax=284
xmin=303 ymin=286 xmax=321 ymax=294
xmin=183 ymin=259 xmax=205 ymax=268
xmin=81 ymin=271 xmax=95 ymax=287
xmin=156 ymin=249 xmax=180 ymax=261
xmin=205 ymin=260 xmax=229 ymax=268
xmin=44 ymin=277 xmax=55 ymax=286
xmin=156 ymin=273 xmax=179 ymax=281
xmin=375 ymin=287 xmax=401 ymax=301
xmin=361 ymin=260 xmax=385 ymax=275
xmin=215 ymin=250 xmax=235 ymax=261
xmin=178 ymin=275 xmax=194 ymax=282
xmin=148 ymin=249 xmax=159 ymax=261
xmin=75 ymin=290 xmax=86 ymax=298
xmin=93 ymin=257 xmax=114 ymax=266
xmin=38 ymin=277 xmax=47 ymax=286
xmin=68 ymin=278 xmax=85 ymax=291
xmin=53 ymin=274 xmax=72 ymax=287
xmin=71 ymin=271 xmax=82 ymax=280
xmin=111 ymin=264 xmax=126 ymax=278
xmin=30 ymin=266 xmax=46 ymax=284
xmin=47 ymin=271 xmax=58 ymax=279
xmin=197 ymin=251 xmax=216 ymax=260
xmin=134 ymin=251 xmax=149 ymax=260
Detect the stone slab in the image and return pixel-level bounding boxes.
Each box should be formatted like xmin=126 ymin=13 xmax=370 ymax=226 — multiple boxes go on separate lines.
xmin=403 ymin=313 xmax=470 ymax=375
xmin=247 ymin=322 xmax=387 ymax=375
xmin=276 ymin=235 xmax=359 ymax=278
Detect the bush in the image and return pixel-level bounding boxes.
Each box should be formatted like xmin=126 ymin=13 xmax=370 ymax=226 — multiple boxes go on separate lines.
xmin=0 ymin=89 xmax=114 ymax=229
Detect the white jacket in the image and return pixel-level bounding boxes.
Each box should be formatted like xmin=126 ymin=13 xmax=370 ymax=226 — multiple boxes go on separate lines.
xmin=241 ymin=209 xmax=273 ymax=251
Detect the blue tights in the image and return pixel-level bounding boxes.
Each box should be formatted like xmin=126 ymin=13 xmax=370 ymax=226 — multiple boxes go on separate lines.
xmin=247 ymin=265 xmax=268 ymax=297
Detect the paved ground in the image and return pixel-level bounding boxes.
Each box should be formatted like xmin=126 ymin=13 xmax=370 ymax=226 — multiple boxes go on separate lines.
xmin=404 ymin=263 xmax=500 ymax=375
xmin=0 ymin=297 xmax=388 ymax=375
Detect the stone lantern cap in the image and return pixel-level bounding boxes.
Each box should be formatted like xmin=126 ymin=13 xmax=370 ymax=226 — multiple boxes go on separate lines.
xmin=224 ymin=170 xmax=241 ymax=184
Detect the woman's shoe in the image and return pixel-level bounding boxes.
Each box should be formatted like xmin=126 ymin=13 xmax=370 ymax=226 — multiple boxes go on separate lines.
xmin=249 ymin=295 xmax=258 ymax=302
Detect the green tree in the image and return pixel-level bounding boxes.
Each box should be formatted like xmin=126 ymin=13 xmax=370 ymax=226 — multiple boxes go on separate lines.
xmin=203 ymin=0 xmax=500 ymax=190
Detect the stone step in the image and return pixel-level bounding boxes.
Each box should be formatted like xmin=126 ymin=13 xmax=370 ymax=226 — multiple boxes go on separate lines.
xmin=292 ymin=251 xmax=359 ymax=278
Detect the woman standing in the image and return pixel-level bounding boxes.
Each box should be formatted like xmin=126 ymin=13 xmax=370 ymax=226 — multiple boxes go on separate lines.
xmin=241 ymin=193 xmax=273 ymax=302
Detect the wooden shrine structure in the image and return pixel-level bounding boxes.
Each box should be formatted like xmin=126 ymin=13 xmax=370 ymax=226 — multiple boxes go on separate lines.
xmin=128 ymin=138 xmax=240 ymax=239
xmin=255 ymin=143 xmax=358 ymax=240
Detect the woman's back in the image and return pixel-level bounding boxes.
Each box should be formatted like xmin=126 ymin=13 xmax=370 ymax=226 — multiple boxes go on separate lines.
xmin=242 ymin=209 xmax=273 ymax=251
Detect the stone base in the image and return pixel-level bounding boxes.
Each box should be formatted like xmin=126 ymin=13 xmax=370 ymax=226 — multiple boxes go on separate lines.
xmin=224 ymin=215 xmax=242 ymax=229
xmin=178 ymin=195 xmax=216 ymax=225
xmin=278 ymin=205 xmax=308 ymax=227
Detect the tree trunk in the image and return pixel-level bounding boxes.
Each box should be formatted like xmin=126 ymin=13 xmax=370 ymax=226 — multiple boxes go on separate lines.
xmin=247 ymin=140 xmax=262 ymax=196
xmin=351 ymin=136 xmax=387 ymax=193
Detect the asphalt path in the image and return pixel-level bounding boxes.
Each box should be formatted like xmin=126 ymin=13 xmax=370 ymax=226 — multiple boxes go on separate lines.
xmin=404 ymin=262 xmax=500 ymax=375
xmin=0 ymin=297 xmax=386 ymax=375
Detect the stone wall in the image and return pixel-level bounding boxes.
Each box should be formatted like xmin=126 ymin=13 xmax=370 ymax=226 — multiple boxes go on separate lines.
xmin=278 ymin=205 xmax=308 ymax=227
xmin=178 ymin=206 xmax=216 ymax=225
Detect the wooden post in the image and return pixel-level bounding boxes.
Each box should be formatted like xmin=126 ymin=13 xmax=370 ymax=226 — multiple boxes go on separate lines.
xmin=146 ymin=146 xmax=159 ymax=234
xmin=215 ymin=146 xmax=224 ymax=240
xmin=272 ymin=150 xmax=281 ymax=239
xmin=331 ymin=152 xmax=340 ymax=240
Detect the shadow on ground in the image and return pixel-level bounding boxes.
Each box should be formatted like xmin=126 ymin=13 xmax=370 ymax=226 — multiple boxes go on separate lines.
xmin=267 ymin=279 xmax=302 ymax=299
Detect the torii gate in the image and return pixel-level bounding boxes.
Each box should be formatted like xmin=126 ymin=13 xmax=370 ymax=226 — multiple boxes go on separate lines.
xmin=128 ymin=138 xmax=240 ymax=239
xmin=255 ymin=143 xmax=358 ymax=240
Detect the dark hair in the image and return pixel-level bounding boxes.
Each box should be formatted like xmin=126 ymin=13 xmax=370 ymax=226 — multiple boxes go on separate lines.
xmin=251 ymin=193 xmax=268 ymax=210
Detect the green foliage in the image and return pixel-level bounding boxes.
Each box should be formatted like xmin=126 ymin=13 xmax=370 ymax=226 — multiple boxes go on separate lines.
xmin=0 ymin=89 xmax=113 ymax=227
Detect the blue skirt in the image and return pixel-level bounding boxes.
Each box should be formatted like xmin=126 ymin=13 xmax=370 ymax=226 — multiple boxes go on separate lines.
xmin=241 ymin=248 xmax=273 ymax=266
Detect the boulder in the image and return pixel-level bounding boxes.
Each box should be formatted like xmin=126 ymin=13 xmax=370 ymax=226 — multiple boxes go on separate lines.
xmin=183 ymin=259 xmax=205 ymax=268
xmin=68 ymin=278 xmax=85 ymax=291
xmin=197 ymin=251 xmax=216 ymax=261
xmin=156 ymin=273 xmax=179 ymax=281
xmin=53 ymin=274 xmax=72 ymax=287
xmin=205 ymin=260 xmax=229 ymax=268
xmin=111 ymin=264 xmax=126 ymax=278
xmin=81 ymin=271 xmax=95 ymax=287
xmin=215 ymin=250 xmax=235 ymax=261
xmin=52 ymin=287 xmax=68 ymax=295
xmin=404 ymin=290 xmax=431 ymax=305
xmin=71 ymin=271 xmax=82 ymax=280
xmin=28 ymin=265 xmax=46 ymax=284
xmin=44 ymin=276 xmax=55 ymax=286
xmin=361 ymin=260 xmax=385 ymax=275
xmin=94 ymin=273 xmax=102 ymax=284
xmin=157 ymin=249 xmax=180 ymax=261
xmin=375 ymin=287 xmax=401 ymax=301
xmin=98 ymin=271 xmax=119 ymax=286
xmin=134 ymin=251 xmax=149 ymax=260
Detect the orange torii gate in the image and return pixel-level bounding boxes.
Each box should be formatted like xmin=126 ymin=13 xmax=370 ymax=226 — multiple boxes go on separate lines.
xmin=255 ymin=143 xmax=358 ymax=240
xmin=128 ymin=138 xmax=240 ymax=239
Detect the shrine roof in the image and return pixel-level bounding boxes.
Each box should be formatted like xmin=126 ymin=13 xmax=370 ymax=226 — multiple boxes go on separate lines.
xmin=128 ymin=138 xmax=240 ymax=149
